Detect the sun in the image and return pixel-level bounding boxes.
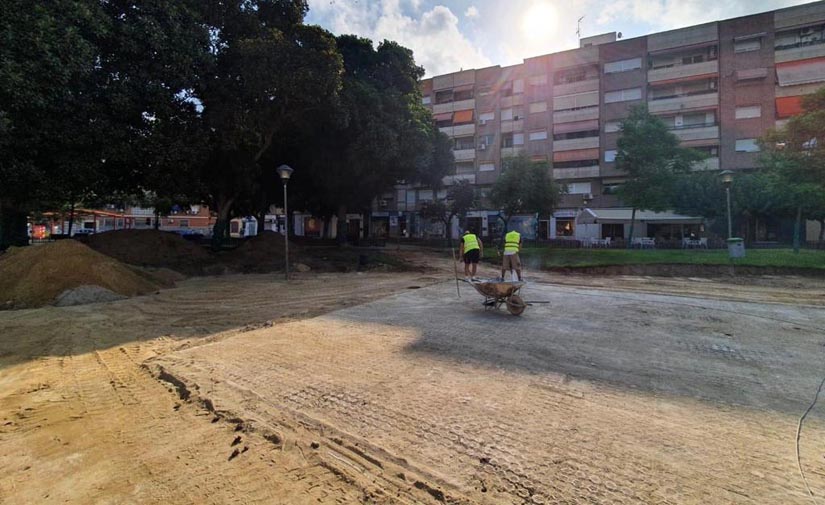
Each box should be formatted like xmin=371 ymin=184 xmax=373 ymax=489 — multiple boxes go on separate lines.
xmin=522 ymin=2 xmax=558 ymax=42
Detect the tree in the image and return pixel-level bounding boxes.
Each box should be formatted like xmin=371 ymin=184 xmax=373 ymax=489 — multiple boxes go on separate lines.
xmin=615 ymin=105 xmax=705 ymax=247
xmin=419 ymin=180 xmax=477 ymax=247
xmin=759 ymin=88 xmax=825 ymax=252
xmin=0 ymin=0 xmax=210 ymax=249
xmin=490 ymin=154 xmax=562 ymax=244
xmin=295 ymin=35 xmax=452 ymax=243
xmin=193 ymin=1 xmax=344 ymax=248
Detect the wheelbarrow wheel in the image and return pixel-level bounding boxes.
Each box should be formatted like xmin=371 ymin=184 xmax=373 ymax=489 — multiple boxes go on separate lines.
xmin=506 ymin=294 xmax=526 ymax=316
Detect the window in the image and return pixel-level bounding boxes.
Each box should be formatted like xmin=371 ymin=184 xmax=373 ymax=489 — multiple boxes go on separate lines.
xmin=513 ymin=79 xmax=524 ymax=94
xmin=502 ymin=133 xmax=514 ymax=148
xmin=734 ymin=38 xmax=761 ymax=53
xmin=145 ymin=218 xmax=152 ymax=226
xmin=479 ymin=111 xmax=495 ymax=122
xmin=566 ymin=182 xmax=592 ymax=194
xmin=422 ymin=96 xmax=431 ymax=105
xmin=180 ymin=219 xmax=190 ymax=228
xmin=455 ymin=163 xmax=475 ymax=175
xmin=554 ymin=159 xmax=599 ymax=168
xmin=694 ymin=146 xmax=719 ymax=157
xmin=435 ymin=90 xmax=453 ymax=104
xmin=602 ymin=184 xmax=623 ymax=195
xmin=604 ymin=149 xmax=617 ymax=162
xmin=604 ymin=58 xmax=642 ymax=74
xmin=454 ymin=136 xmax=475 ymax=150
xmin=735 ymin=105 xmax=762 ymax=119
xmin=529 ymin=130 xmax=548 ymax=141
xmin=478 ymin=134 xmax=494 ymax=147
xmin=556 ymin=219 xmax=575 ymax=236
xmin=602 ymin=223 xmax=624 ymax=239
xmin=604 ymin=88 xmax=642 ymax=103
xmin=454 ymin=88 xmax=473 ymax=101
xmin=604 ymin=121 xmax=621 ymax=133
xmin=554 ymin=129 xmax=599 ymax=141
xmin=513 ymin=133 xmax=525 ymax=145
xmin=735 ymin=139 xmax=760 ymax=152
xmin=553 ymin=91 xmax=598 ymax=111
xmin=501 ymin=108 xmax=514 ymax=121
xmin=555 ymin=67 xmax=588 ymax=85
xmin=479 ymin=163 xmax=495 ymax=172
xmin=529 ymin=101 xmax=548 ymax=113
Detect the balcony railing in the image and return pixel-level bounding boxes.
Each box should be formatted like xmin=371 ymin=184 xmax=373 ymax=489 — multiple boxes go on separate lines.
xmin=647 ymin=60 xmax=718 ymax=83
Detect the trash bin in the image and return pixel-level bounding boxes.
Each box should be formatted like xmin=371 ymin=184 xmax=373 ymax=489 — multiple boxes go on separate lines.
xmin=727 ymin=238 xmax=745 ymax=259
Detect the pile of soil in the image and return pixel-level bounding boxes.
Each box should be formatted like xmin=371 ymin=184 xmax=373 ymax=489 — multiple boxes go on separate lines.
xmin=85 ymin=230 xmax=213 ymax=275
xmin=0 ymin=241 xmax=165 ymax=309
xmin=227 ymin=231 xmax=298 ymax=273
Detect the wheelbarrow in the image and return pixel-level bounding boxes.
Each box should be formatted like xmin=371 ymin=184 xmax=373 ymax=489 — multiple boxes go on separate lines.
xmin=468 ymin=279 xmax=527 ymax=316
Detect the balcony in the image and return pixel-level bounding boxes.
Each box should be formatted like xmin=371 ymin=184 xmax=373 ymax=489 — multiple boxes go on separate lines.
xmin=501 ymin=119 xmax=524 ymax=133
xmin=453 ymin=149 xmax=476 ymax=161
xmin=648 ymin=92 xmax=718 ymax=113
xmin=500 ymin=94 xmax=524 ymax=108
xmin=432 ymin=98 xmax=475 ymax=114
xmin=671 ymin=124 xmax=719 ymax=142
xmin=553 ymin=78 xmax=599 ymax=97
xmin=553 ymin=166 xmax=600 ymax=180
xmin=775 ymin=41 xmax=825 ymax=63
xmin=647 ymin=60 xmax=718 ymax=83
xmin=553 ymin=137 xmax=600 ymax=152
xmin=500 ymin=147 xmax=525 ymax=158
xmin=692 ymin=157 xmax=719 ymax=171
xmin=442 ymin=174 xmax=475 ymax=185
xmin=438 ymin=124 xmax=475 ymax=137
xmin=553 ymin=107 xmax=599 ymax=124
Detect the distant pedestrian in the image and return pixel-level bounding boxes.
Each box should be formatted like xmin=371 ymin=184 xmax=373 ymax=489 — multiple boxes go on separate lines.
xmin=501 ymin=229 xmax=523 ymax=281
xmin=458 ymin=229 xmax=483 ymax=281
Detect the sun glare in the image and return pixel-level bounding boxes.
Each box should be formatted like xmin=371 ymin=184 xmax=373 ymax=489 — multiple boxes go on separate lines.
xmin=522 ymin=2 xmax=558 ymax=41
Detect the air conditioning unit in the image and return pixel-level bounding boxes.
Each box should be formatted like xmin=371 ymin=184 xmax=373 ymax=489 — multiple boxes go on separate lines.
xmin=583 ymin=193 xmax=593 ymax=201
xmin=479 ymin=119 xmax=487 ymax=125
xmin=478 ymin=143 xmax=487 ymax=150
xmin=513 ymin=115 xmax=521 ymax=120
xmin=710 ymin=80 xmax=717 ymax=89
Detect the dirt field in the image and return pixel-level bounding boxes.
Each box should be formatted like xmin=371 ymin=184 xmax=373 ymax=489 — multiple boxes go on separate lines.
xmin=1 ymin=254 xmax=824 ymax=504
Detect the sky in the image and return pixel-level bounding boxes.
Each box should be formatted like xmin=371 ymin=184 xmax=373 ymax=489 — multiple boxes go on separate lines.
xmin=306 ymin=0 xmax=814 ymax=77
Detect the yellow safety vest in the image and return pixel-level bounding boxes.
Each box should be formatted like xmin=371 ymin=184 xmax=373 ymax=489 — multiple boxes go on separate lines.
xmin=463 ymin=233 xmax=480 ymax=252
xmin=505 ymin=231 xmax=521 ymax=253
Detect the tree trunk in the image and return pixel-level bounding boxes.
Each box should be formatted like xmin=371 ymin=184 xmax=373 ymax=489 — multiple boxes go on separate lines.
xmin=211 ymin=197 xmax=235 ymax=250
xmin=0 ymin=203 xmax=29 ymax=250
xmin=154 ymin=208 xmax=161 ymax=230
xmin=818 ymin=218 xmax=825 ymax=244
xmin=67 ymin=202 xmax=76 ymax=236
xmin=793 ymin=205 xmax=802 ymax=254
xmin=258 ymin=208 xmax=267 ymax=235
xmin=627 ymin=208 xmax=637 ymax=249
xmin=336 ymin=205 xmax=348 ymax=245
xmin=444 ymin=214 xmax=454 ymax=249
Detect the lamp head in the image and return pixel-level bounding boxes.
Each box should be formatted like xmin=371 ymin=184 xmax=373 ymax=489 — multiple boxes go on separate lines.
xmin=276 ymin=164 xmax=294 ymax=181
xmin=719 ymin=169 xmax=734 ymax=186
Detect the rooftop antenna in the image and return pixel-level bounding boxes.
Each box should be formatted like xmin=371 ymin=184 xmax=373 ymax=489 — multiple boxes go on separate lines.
xmin=576 ymin=16 xmax=585 ymax=39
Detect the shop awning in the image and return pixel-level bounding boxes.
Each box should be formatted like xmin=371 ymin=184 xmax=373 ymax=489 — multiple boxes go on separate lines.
xmin=776 ymin=96 xmax=804 ymax=118
xmin=453 ymin=109 xmax=474 ymax=123
xmin=577 ymin=208 xmax=703 ymax=225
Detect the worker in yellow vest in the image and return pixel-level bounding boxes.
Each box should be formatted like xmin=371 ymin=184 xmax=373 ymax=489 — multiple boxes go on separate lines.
xmin=458 ymin=228 xmax=483 ymax=281
xmin=501 ymin=229 xmax=523 ymax=282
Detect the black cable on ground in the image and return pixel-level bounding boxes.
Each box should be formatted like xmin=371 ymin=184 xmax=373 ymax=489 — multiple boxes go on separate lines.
xmin=797 ymin=375 xmax=825 ymax=505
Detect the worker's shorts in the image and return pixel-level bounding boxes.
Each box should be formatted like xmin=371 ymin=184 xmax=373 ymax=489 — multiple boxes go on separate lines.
xmin=463 ymin=249 xmax=480 ymax=264
xmin=502 ymin=253 xmax=521 ymax=271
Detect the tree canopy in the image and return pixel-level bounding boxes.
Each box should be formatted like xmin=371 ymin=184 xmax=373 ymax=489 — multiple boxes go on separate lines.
xmin=614 ymin=104 xmax=704 ymax=244
xmin=419 ymin=180 xmax=476 ymax=246
xmin=490 ymin=154 xmax=562 ymax=239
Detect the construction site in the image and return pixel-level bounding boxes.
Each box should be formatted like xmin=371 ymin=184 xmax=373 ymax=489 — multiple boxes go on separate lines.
xmin=1 ymin=231 xmax=824 ymax=504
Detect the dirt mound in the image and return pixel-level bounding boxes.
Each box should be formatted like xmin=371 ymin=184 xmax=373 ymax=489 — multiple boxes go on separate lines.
xmin=55 ymin=285 xmax=127 ymax=307
xmin=0 ymin=240 xmax=165 ymax=309
xmin=227 ymin=231 xmax=298 ymax=273
xmin=85 ymin=230 xmax=212 ymax=275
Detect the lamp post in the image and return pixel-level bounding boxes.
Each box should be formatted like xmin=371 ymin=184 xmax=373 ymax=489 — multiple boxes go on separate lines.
xmin=276 ymin=164 xmax=294 ymax=281
xmin=720 ymin=170 xmax=734 ymax=239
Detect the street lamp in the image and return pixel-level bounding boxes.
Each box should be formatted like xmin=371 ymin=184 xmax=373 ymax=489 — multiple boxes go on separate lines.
xmin=720 ymin=170 xmax=734 ymax=239
xmin=276 ymin=164 xmax=294 ymax=281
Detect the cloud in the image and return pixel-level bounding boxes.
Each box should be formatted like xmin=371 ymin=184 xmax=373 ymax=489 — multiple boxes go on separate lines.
xmin=465 ymin=5 xmax=479 ymax=19
xmin=307 ymin=0 xmax=491 ymax=77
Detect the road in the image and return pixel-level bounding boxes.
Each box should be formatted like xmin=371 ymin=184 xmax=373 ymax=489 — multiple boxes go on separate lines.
xmin=1 ymin=263 xmax=824 ymax=504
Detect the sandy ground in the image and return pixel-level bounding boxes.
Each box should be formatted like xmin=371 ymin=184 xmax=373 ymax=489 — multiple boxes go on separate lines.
xmin=1 ymin=251 xmax=825 ymax=504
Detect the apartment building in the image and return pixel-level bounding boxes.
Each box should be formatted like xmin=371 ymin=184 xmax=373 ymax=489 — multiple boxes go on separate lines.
xmin=373 ymin=1 xmax=825 ymax=242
